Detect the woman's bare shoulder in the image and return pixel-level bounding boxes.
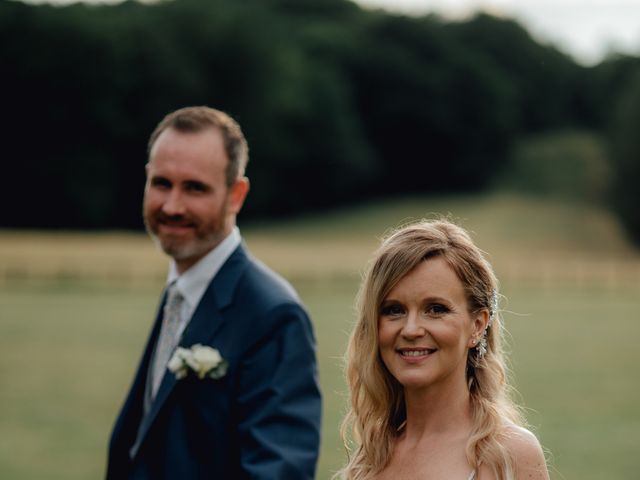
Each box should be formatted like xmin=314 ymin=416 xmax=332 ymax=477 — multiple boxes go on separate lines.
xmin=501 ymin=424 xmax=549 ymax=479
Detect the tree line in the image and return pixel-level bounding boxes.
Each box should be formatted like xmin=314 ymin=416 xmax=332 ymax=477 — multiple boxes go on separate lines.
xmin=1 ymin=0 xmax=639 ymax=243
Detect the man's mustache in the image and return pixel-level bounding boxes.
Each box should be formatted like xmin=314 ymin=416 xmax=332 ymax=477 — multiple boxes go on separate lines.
xmin=154 ymin=213 xmax=196 ymax=227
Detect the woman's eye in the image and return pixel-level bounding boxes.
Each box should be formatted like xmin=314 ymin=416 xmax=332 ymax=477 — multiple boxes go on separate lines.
xmin=381 ymin=304 xmax=404 ymax=316
xmin=428 ymin=304 xmax=449 ymax=315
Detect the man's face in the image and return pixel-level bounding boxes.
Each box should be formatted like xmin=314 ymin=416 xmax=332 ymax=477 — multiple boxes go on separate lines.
xmin=143 ymin=127 xmax=248 ymax=273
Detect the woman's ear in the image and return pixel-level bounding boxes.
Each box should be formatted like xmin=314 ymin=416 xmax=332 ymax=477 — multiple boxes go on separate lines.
xmin=468 ymin=309 xmax=490 ymax=348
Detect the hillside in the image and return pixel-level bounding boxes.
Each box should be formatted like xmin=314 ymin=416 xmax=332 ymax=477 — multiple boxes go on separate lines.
xmin=1 ymin=193 xmax=637 ymax=286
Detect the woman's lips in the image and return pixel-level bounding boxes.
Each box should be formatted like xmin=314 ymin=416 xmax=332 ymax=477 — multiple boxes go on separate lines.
xmin=397 ymin=348 xmax=437 ymax=362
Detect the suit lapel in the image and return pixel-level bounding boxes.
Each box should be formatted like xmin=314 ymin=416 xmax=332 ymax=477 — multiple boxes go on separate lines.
xmin=130 ymin=244 xmax=250 ymax=459
xmin=109 ymin=287 xmax=167 ymax=460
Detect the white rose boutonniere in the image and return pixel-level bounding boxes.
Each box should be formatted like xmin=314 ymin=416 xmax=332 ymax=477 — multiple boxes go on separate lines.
xmin=168 ymin=344 xmax=228 ymax=380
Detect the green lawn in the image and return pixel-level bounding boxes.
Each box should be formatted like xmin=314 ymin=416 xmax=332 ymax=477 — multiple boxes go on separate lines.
xmin=1 ymin=281 xmax=639 ymax=479
xmin=1 ymin=194 xmax=639 ymax=479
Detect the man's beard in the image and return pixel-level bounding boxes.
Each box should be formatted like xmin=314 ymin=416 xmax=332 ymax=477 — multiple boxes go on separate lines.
xmin=144 ymin=210 xmax=226 ymax=262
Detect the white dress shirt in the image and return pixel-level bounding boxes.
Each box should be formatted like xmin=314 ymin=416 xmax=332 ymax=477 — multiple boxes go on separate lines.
xmin=165 ymin=227 xmax=241 ymax=339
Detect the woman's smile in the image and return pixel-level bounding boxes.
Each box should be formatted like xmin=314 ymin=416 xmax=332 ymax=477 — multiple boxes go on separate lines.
xmin=397 ymin=347 xmax=438 ymax=363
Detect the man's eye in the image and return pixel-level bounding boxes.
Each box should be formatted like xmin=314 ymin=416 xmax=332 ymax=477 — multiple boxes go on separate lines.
xmin=380 ymin=304 xmax=404 ymax=316
xmin=151 ymin=177 xmax=171 ymax=189
xmin=185 ymin=182 xmax=208 ymax=193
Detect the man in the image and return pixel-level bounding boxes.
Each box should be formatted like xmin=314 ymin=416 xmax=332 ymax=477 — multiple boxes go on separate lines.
xmin=106 ymin=106 xmax=322 ymax=479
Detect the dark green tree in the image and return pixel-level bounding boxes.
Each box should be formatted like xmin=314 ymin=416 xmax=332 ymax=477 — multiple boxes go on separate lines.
xmin=2 ymin=0 xmax=632 ymax=229
xmin=608 ymin=68 xmax=640 ymax=243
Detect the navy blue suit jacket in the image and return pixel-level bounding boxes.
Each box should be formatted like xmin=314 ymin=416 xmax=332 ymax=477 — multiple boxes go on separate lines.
xmin=106 ymin=244 xmax=322 ymax=479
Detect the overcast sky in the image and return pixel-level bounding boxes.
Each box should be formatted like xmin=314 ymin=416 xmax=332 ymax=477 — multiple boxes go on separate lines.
xmin=354 ymin=0 xmax=640 ymax=65
xmin=20 ymin=0 xmax=640 ymax=65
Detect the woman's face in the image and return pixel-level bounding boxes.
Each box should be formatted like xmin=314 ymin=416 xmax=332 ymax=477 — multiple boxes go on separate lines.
xmin=377 ymin=256 xmax=484 ymax=392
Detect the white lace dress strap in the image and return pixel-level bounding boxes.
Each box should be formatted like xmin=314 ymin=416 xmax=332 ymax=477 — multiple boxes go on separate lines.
xmin=467 ymin=470 xmax=476 ymax=480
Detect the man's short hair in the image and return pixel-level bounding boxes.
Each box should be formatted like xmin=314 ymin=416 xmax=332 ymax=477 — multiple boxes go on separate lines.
xmin=148 ymin=106 xmax=249 ymax=186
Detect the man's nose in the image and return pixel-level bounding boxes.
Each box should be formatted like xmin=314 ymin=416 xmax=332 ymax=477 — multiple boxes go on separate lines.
xmin=161 ymin=189 xmax=186 ymax=216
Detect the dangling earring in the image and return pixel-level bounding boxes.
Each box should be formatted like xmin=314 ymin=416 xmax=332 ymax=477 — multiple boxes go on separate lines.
xmin=475 ymin=290 xmax=498 ymax=359
xmin=476 ymin=335 xmax=488 ymax=358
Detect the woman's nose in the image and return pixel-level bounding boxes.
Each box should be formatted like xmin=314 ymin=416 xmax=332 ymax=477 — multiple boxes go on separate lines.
xmin=401 ymin=313 xmax=426 ymax=339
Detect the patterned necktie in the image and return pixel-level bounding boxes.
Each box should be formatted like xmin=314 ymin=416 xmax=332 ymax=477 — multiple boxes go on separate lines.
xmin=150 ymin=284 xmax=184 ymax=399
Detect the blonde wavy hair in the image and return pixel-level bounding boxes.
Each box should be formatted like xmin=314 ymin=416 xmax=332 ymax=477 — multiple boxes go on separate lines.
xmin=338 ymin=219 xmax=524 ymax=480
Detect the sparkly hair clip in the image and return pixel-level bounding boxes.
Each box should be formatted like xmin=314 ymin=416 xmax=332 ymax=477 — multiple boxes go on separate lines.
xmin=488 ymin=289 xmax=499 ymax=326
xmin=476 ymin=290 xmax=498 ymax=359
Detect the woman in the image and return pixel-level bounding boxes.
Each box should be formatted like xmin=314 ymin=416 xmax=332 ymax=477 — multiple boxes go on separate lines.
xmin=338 ymin=220 xmax=549 ymax=479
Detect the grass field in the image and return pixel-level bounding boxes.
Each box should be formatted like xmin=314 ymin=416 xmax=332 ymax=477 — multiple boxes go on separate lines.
xmin=1 ymin=193 xmax=639 ymax=479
